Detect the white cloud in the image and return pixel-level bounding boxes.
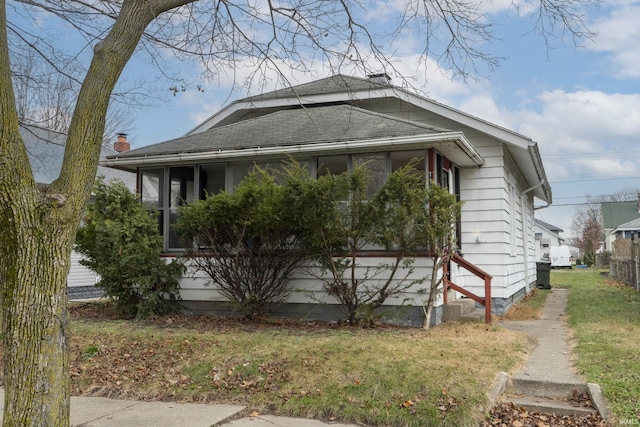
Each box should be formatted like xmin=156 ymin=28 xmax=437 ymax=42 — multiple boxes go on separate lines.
xmin=587 ymin=3 xmax=640 ymax=78
xmin=457 ymin=94 xmax=511 ymax=129
xmin=516 ymin=90 xmax=640 ymax=149
xmin=501 ymin=89 xmax=640 ymax=187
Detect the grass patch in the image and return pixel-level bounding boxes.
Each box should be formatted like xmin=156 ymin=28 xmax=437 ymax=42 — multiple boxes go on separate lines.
xmin=82 ymin=344 xmax=100 ymax=360
xmin=552 ymin=268 xmax=640 ymax=422
xmin=502 ymin=288 xmax=550 ymax=320
xmin=61 ymin=313 xmax=532 ymax=426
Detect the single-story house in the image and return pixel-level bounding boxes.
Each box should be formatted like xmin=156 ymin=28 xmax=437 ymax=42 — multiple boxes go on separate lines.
xmin=23 ymin=124 xmax=136 ymax=299
xmin=534 ymin=219 xmax=564 ymax=261
xmin=102 ymin=74 xmax=552 ymax=325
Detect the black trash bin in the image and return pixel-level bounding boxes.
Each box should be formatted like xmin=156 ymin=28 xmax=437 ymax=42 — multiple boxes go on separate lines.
xmin=536 ymin=261 xmax=551 ymax=289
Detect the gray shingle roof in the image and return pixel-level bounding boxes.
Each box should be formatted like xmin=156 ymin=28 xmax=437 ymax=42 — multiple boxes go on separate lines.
xmin=22 ymin=125 xmax=67 ymax=184
xmin=112 ymin=104 xmax=450 ymax=158
xmin=21 ymin=124 xmax=135 ymax=188
xmin=534 ymin=218 xmax=563 ymax=233
xmin=237 ymin=75 xmax=392 ymax=103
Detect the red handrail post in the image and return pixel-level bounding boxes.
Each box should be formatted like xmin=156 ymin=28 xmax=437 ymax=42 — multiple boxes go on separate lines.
xmin=446 ymin=252 xmax=493 ymax=324
xmin=484 ymin=275 xmax=492 ymax=324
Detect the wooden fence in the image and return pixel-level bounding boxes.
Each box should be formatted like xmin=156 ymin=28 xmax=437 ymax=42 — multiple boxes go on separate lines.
xmin=608 ymin=239 xmax=640 ymax=290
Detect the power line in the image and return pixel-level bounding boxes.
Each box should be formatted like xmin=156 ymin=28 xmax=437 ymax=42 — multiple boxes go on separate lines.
xmin=554 ymin=192 xmax=640 ymax=201
xmin=548 ymin=176 xmax=640 ymax=184
xmin=543 ymin=151 xmax=640 ymax=160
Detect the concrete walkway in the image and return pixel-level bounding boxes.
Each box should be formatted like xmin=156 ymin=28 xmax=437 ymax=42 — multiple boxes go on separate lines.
xmin=500 ymin=288 xmax=583 ymax=384
xmin=498 ymin=287 xmax=609 ymax=419
xmin=0 ymin=389 xmax=358 ymax=427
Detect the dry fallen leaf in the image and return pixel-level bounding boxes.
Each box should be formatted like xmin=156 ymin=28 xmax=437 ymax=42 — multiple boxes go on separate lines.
xmin=401 ymin=400 xmax=414 ymax=408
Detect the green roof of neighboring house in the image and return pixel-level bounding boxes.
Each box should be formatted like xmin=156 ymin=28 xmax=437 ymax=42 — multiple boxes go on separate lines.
xmin=601 ymin=200 xmax=640 ymax=229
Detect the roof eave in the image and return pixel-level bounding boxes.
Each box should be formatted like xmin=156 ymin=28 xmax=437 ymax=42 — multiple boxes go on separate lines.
xmin=101 ymin=132 xmax=484 ymax=170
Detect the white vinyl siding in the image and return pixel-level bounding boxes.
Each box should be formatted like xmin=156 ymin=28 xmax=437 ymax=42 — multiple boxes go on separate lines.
xmin=177 ymin=256 xmax=438 ymax=309
xmin=67 ymin=251 xmax=99 ymax=287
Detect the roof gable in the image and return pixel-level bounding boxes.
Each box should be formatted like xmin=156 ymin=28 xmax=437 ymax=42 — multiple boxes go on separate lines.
xmin=237 ymin=75 xmax=392 ymax=103
xmin=103 ymin=74 xmax=552 ymax=203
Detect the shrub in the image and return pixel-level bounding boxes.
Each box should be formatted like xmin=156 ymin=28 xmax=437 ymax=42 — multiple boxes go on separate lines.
xmin=75 ymin=178 xmax=184 ymax=318
xmin=282 ymin=160 xmax=461 ymax=326
xmin=176 ymin=168 xmax=307 ymax=318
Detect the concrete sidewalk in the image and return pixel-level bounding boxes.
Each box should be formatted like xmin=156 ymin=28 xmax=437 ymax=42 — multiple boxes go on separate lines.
xmin=0 ymin=389 xmax=358 ymax=427
xmin=498 ymin=287 xmax=609 ymax=419
xmin=500 ymin=287 xmax=583 ymax=384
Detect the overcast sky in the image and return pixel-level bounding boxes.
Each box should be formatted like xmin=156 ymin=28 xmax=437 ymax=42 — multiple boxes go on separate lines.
xmin=116 ymin=1 xmax=640 ymax=239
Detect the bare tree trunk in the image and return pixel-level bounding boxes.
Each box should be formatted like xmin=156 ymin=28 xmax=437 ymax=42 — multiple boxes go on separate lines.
xmin=423 ymin=255 xmax=446 ymax=329
xmin=0 ymin=1 xmax=194 ymax=425
xmin=1 ymin=206 xmax=74 ymax=426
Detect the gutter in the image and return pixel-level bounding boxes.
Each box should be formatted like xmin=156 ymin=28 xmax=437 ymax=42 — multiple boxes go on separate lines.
xmin=527 ymin=143 xmax=552 ymax=208
xmin=101 ymin=132 xmax=485 ymax=169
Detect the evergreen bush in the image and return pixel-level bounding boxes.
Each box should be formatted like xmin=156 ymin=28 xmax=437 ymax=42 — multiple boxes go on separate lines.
xmin=75 ymin=178 xmax=184 ymax=318
xmin=176 ymin=168 xmax=306 ymax=318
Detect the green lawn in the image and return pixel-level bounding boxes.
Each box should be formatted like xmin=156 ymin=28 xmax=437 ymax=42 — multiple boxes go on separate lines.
xmin=65 ymin=312 xmax=530 ymax=427
xmin=552 ymin=268 xmax=640 ymax=422
xmin=9 ymin=269 xmax=637 ymax=426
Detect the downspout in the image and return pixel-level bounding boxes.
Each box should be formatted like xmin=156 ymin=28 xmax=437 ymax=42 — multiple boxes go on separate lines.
xmin=523 ymin=181 xmax=545 ymax=290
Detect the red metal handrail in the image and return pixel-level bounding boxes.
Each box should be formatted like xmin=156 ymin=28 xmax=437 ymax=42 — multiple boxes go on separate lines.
xmin=443 ymin=252 xmax=493 ymax=323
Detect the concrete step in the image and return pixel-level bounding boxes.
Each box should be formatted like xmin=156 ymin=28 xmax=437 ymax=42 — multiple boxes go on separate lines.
xmin=460 ymin=308 xmax=486 ymax=322
xmin=503 ymin=378 xmax=598 ymax=417
xmin=510 ymin=378 xmax=588 ymax=399
xmin=506 ymin=396 xmax=598 ymax=417
xmin=442 ymin=299 xmax=477 ymax=322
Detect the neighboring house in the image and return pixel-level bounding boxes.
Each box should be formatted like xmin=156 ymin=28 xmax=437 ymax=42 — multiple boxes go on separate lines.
xmin=534 ymin=219 xmax=564 ymax=261
xmin=612 ymin=217 xmax=640 ymax=240
xmin=22 ymin=124 xmax=136 ymax=299
xmin=601 ymin=199 xmax=640 ymax=253
xmin=103 ymin=74 xmax=553 ymax=325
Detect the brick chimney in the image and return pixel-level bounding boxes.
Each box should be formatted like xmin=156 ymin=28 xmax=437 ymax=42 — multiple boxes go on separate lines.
xmin=114 ymin=133 xmax=130 ymax=153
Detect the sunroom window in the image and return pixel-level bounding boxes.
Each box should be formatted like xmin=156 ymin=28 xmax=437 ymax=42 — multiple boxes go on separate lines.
xmin=317 ymin=155 xmax=349 ymax=177
xmin=140 ymin=150 xmax=459 ymax=252
xmin=168 ymin=167 xmax=195 ymax=249
xmin=140 ymin=169 xmax=164 ymax=235
xmin=353 ymin=153 xmax=387 ymax=199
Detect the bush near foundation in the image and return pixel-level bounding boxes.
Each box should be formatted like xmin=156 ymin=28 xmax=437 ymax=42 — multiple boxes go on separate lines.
xmin=76 ymin=178 xmax=184 ymax=318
